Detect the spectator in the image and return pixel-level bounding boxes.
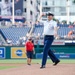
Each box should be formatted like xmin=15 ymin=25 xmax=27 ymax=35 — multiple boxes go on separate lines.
xmin=67 ymin=30 xmax=75 ymax=39
xmin=6 ymin=39 xmax=12 ymax=45
xmin=68 ymin=25 xmax=73 ymax=28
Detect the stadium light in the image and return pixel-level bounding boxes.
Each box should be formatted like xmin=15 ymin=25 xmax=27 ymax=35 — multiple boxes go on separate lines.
xmin=40 ymin=0 xmax=42 ymax=15
xmin=40 ymin=0 xmax=42 ymax=18
xmin=66 ymin=0 xmax=70 ymax=24
xmin=12 ymin=0 xmax=15 ymax=25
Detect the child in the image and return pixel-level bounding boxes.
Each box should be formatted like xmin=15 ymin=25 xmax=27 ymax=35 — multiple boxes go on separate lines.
xmin=25 ymin=37 xmax=34 ymax=65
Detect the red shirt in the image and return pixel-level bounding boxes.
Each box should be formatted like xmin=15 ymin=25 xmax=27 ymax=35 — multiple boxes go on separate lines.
xmin=25 ymin=41 xmax=34 ymax=51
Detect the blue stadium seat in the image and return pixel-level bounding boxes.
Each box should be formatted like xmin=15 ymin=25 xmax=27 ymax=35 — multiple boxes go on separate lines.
xmin=0 ymin=27 xmax=30 ymax=44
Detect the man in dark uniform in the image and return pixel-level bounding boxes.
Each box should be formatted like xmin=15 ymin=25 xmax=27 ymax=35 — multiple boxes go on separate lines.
xmin=38 ymin=12 xmax=60 ymax=69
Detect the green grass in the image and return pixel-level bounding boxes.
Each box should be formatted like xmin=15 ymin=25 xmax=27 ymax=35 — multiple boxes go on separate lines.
xmin=0 ymin=66 xmax=17 ymax=70
xmin=0 ymin=59 xmax=75 ymax=64
xmin=0 ymin=59 xmax=75 ymax=70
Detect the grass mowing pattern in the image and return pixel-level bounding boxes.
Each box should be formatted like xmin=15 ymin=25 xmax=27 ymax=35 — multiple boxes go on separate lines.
xmin=0 ymin=66 xmax=17 ymax=70
xmin=0 ymin=59 xmax=75 ymax=64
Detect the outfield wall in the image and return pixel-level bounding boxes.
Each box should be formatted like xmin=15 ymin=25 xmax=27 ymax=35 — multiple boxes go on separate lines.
xmin=35 ymin=45 xmax=75 ymax=59
xmin=0 ymin=45 xmax=75 ymax=59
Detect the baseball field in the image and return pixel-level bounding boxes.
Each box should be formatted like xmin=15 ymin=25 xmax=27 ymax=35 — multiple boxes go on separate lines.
xmin=0 ymin=59 xmax=75 ymax=75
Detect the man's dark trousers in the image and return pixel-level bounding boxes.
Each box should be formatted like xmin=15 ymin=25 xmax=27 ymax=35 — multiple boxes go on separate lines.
xmin=41 ymin=35 xmax=59 ymax=66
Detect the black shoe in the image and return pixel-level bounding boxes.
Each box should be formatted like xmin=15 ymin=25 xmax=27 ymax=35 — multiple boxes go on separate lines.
xmin=53 ymin=60 xmax=60 ymax=66
xmin=40 ymin=66 xmax=45 ymax=69
xmin=27 ymin=63 xmax=31 ymax=65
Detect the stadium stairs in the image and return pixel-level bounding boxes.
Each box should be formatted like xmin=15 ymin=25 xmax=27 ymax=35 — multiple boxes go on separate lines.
xmin=0 ymin=33 xmax=7 ymax=45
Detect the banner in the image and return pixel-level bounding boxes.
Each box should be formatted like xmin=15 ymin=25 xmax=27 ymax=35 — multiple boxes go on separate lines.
xmin=55 ymin=53 xmax=75 ymax=59
xmin=0 ymin=0 xmax=23 ymax=16
xmin=11 ymin=47 xmax=27 ymax=58
xmin=36 ymin=53 xmax=75 ymax=59
xmin=14 ymin=0 xmax=23 ymax=15
xmin=0 ymin=0 xmax=24 ymax=22
xmin=0 ymin=47 xmax=5 ymax=58
xmin=34 ymin=39 xmax=65 ymax=45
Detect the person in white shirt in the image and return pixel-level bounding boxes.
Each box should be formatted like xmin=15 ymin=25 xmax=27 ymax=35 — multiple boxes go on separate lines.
xmin=38 ymin=12 xmax=60 ymax=69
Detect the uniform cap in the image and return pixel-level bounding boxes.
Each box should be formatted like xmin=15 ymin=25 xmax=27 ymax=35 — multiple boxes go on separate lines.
xmin=47 ymin=12 xmax=54 ymax=16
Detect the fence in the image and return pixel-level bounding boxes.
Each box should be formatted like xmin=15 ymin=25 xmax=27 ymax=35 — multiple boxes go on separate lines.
xmin=0 ymin=45 xmax=75 ymax=59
